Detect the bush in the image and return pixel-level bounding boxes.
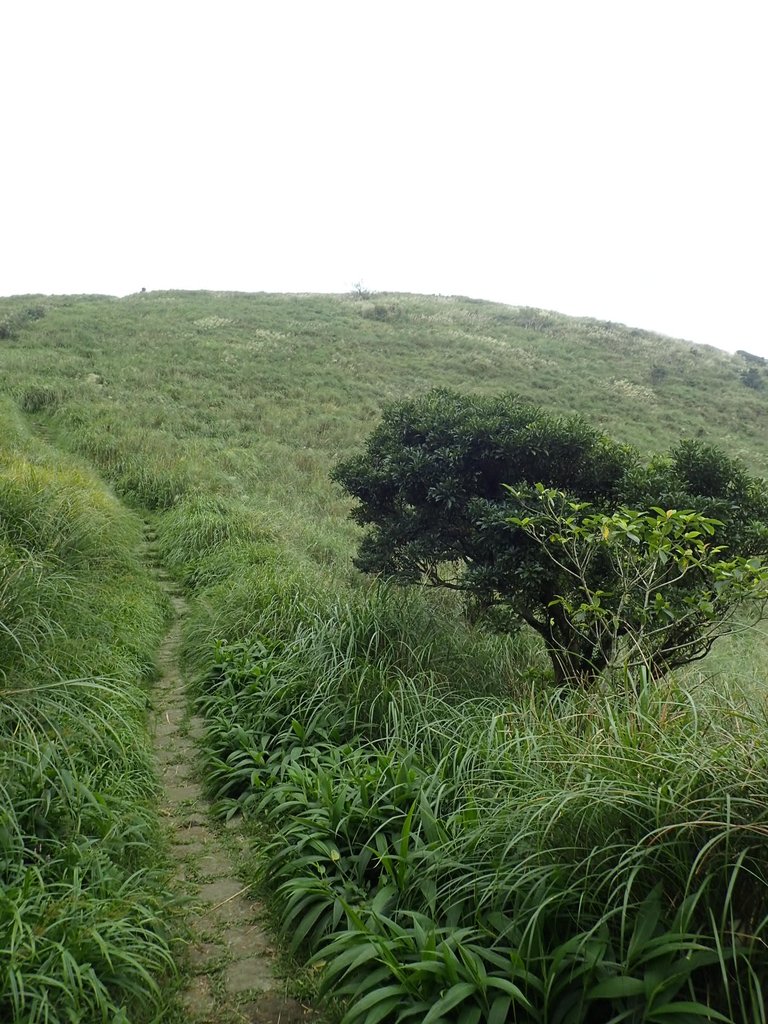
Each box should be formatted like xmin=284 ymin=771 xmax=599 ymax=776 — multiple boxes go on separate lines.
xmin=741 ymin=366 xmax=765 ymax=390
xmin=333 ymin=389 xmax=768 ymax=685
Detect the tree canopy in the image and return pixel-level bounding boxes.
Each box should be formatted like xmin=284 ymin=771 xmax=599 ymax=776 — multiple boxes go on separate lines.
xmin=333 ymin=389 xmax=768 ymax=685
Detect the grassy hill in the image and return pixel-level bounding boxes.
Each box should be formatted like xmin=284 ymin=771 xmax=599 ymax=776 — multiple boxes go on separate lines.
xmin=2 ymin=291 xmax=767 ymax=462
xmin=1 ymin=290 xmax=766 ymax=566
xmin=2 ymin=290 xmax=767 ymax=1022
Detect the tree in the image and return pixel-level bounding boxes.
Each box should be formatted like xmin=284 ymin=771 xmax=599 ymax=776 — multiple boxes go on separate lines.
xmin=509 ymin=488 xmax=767 ymax=682
xmin=332 ymin=389 xmax=768 ymax=686
xmin=741 ymin=366 xmax=765 ymax=390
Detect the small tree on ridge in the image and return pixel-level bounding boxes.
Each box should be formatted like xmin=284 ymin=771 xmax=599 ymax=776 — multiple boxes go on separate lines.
xmin=332 ymin=389 xmax=768 ymax=686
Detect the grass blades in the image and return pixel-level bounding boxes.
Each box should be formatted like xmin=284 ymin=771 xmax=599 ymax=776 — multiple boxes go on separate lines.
xmin=0 ymin=402 xmax=178 ymax=1022
xmin=192 ymin=573 xmax=768 ymax=1022
xmin=2 ymin=292 xmax=767 ymax=1021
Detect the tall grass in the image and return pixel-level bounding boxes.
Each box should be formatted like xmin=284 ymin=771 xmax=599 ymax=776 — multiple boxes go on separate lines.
xmin=191 ymin=572 xmax=768 ymax=1022
xmin=155 ymin=492 xmax=276 ymax=586
xmin=0 ymin=400 xmax=178 ymax=1023
xmin=2 ymin=290 xmax=767 ymax=568
xmin=2 ymin=292 xmax=767 ymax=1020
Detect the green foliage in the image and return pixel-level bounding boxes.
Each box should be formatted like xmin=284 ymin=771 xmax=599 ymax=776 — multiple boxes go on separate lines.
xmin=57 ymin=415 xmax=200 ymax=510
xmin=19 ymin=383 xmax=61 ymax=413
xmin=2 ymin=290 xmax=767 ymax=577
xmin=0 ymin=406 xmax=178 ymax=1022
xmin=736 ymin=349 xmax=765 ymax=366
xmin=2 ymin=292 xmax=768 ymax=1019
xmin=740 ymin=366 xmax=764 ymax=390
xmin=362 ymin=302 xmax=401 ymax=322
xmin=156 ymin=492 xmax=275 ymax=587
xmin=510 ymin=488 xmax=768 ymax=682
xmin=0 ymin=306 xmax=46 ymax=342
xmin=195 ymin=581 xmax=768 ymax=1022
xmin=334 ymin=390 xmax=768 ymax=684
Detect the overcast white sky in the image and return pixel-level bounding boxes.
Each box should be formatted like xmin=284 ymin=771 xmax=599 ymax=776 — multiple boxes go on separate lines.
xmin=2 ymin=1 xmax=766 ymax=356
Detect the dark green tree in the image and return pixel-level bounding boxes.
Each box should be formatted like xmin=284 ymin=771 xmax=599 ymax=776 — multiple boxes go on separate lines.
xmin=741 ymin=366 xmax=765 ymax=390
xmin=333 ymin=390 xmax=768 ymax=686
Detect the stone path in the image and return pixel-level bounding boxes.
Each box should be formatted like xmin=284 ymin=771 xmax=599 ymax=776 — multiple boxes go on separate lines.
xmin=144 ymin=525 xmax=315 ymax=1024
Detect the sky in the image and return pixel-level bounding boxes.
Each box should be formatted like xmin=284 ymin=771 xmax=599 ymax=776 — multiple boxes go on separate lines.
xmin=2 ymin=1 xmax=766 ymax=357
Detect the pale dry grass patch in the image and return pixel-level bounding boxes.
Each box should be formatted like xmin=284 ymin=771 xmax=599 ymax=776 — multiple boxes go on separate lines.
xmin=601 ymin=377 xmax=657 ymax=403
xmin=193 ymin=316 xmax=236 ymax=329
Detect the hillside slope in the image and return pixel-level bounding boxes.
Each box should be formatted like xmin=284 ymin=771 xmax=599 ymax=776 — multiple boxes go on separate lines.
xmin=3 ymin=295 xmax=768 ymax=1020
xmin=1 ymin=290 xmax=765 ymax=472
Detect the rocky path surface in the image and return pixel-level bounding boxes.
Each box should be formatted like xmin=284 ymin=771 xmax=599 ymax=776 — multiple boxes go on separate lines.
xmin=144 ymin=525 xmax=314 ymax=1024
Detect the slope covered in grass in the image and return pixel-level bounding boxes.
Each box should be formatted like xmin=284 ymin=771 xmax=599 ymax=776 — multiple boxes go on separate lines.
xmin=196 ymin=578 xmax=768 ymax=1021
xmin=0 ymin=398 xmax=177 ymax=1023
xmin=2 ymin=291 xmax=767 ymax=1021
xmin=1 ymin=291 xmax=766 ymax=565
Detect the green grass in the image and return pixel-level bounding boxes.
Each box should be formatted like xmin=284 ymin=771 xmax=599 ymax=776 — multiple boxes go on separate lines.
xmin=194 ymin=577 xmax=768 ymax=1021
xmin=0 ymin=398 xmax=179 ymax=1023
xmin=1 ymin=291 xmax=767 ymax=564
xmin=1 ymin=289 xmax=767 ymax=1021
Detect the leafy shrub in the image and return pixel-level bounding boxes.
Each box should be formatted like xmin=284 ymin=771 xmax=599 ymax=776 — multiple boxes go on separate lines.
xmin=509 ymin=488 xmax=768 ymax=681
xmin=333 ymin=389 xmax=768 ymax=685
xmin=736 ymin=349 xmax=765 ymax=366
xmin=741 ymin=366 xmax=765 ymax=390
xmin=0 ymin=306 xmax=44 ymax=342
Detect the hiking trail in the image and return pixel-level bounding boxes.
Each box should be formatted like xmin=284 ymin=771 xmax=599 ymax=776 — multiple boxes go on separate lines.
xmin=143 ymin=522 xmax=314 ymax=1024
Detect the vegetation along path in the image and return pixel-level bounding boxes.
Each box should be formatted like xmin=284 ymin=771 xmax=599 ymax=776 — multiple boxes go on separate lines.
xmin=143 ymin=522 xmax=313 ymax=1024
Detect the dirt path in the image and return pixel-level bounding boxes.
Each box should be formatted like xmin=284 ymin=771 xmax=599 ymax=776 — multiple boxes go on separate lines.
xmin=144 ymin=524 xmax=314 ymax=1024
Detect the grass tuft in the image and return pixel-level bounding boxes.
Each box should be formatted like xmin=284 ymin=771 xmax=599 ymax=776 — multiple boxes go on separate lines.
xmin=0 ymin=401 xmax=178 ymax=1022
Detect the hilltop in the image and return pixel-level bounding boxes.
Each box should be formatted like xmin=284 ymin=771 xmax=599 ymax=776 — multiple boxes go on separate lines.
xmin=2 ymin=289 xmax=767 ymax=583
xmin=2 ymin=290 xmax=765 ymax=471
